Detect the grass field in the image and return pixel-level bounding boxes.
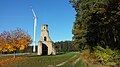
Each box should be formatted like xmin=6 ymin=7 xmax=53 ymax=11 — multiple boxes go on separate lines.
xmin=0 ymin=52 xmax=85 ymax=67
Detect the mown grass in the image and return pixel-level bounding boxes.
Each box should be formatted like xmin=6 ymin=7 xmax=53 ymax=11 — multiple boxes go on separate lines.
xmin=60 ymin=52 xmax=85 ymax=67
xmin=0 ymin=52 xmax=85 ymax=67
xmin=17 ymin=52 xmax=75 ymax=67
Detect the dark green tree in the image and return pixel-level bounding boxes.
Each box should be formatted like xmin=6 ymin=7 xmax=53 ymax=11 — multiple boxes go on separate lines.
xmin=70 ymin=0 xmax=120 ymax=50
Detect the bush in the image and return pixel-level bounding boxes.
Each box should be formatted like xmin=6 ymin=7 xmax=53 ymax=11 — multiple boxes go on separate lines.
xmin=82 ymin=49 xmax=96 ymax=63
xmin=94 ymin=46 xmax=120 ymax=66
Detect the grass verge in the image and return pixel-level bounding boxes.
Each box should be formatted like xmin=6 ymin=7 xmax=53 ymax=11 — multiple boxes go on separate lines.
xmin=0 ymin=52 xmax=82 ymax=67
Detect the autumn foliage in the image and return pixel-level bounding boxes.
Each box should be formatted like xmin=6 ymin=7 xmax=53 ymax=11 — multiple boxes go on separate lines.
xmin=0 ymin=28 xmax=32 ymax=53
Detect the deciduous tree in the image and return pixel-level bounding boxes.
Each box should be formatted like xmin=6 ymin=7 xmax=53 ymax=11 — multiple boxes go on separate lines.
xmin=0 ymin=28 xmax=32 ymax=57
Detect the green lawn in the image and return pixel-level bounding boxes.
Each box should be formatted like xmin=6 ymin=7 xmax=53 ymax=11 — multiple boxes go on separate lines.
xmin=60 ymin=52 xmax=85 ymax=67
xmin=0 ymin=52 xmax=85 ymax=67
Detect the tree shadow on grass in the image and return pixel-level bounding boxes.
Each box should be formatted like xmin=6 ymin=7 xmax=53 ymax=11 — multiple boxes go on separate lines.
xmin=56 ymin=52 xmax=65 ymax=55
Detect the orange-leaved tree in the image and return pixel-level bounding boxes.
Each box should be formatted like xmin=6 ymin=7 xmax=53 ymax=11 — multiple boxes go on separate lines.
xmin=0 ymin=28 xmax=32 ymax=57
xmin=0 ymin=31 xmax=15 ymax=53
xmin=12 ymin=28 xmax=32 ymax=51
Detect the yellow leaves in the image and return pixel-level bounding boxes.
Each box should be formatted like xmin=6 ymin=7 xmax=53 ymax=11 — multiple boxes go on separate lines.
xmin=17 ymin=38 xmax=28 ymax=51
xmin=20 ymin=45 xmax=25 ymax=50
xmin=16 ymin=44 xmax=21 ymax=48
xmin=18 ymin=39 xmax=24 ymax=44
xmin=7 ymin=44 xmax=16 ymax=52
xmin=2 ymin=48 xmax=8 ymax=52
xmin=0 ymin=28 xmax=32 ymax=53
xmin=0 ymin=47 xmax=2 ymax=52
xmin=7 ymin=44 xmax=12 ymax=49
xmin=0 ymin=43 xmax=3 ymax=52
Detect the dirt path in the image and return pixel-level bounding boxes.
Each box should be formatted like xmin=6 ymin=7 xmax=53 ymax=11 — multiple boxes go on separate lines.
xmin=72 ymin=57 xmax=81 ymax=65
xmin=56 ymin=55 xmax=77 ymax=67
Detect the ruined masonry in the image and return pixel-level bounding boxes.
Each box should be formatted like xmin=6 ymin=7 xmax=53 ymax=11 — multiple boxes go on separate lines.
xmin=37 ymin=24 xmax=56 ymax=55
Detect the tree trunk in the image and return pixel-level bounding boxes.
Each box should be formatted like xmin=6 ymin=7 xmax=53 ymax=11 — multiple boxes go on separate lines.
xmin=13 ymin=51 xmax=16 ymax=58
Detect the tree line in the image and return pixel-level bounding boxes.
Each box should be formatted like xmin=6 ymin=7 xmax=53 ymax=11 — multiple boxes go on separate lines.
xmin=54 ymin=40 xmax=75 ymax=53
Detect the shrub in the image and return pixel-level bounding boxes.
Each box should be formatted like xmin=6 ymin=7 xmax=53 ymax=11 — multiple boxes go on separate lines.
xmin=93 ymin=46 xmax=120 ymax=66
xmin=82 ymin=49 xmax=96 ymax=63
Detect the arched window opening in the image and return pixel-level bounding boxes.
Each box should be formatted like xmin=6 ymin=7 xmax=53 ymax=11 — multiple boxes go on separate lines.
xmin=44 ymin=36 xmax=47 ymax=41
xmin=44 ymin=27 xmax=45 ymax=29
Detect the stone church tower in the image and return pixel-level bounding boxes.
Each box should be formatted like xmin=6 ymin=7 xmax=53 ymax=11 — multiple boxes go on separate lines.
xmin=37 ymin=24 xmax=56 ymax=55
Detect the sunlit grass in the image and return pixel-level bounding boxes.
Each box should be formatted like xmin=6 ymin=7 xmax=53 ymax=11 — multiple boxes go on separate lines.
xmin=0 ymin=52 xmax=83 ymax=67
xmin=60 ymin=52 xmax=85 ymax=67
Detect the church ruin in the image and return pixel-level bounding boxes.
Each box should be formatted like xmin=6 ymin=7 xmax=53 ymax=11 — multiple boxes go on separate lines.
xmin=37 ymin=24 xmax=56 ymax=55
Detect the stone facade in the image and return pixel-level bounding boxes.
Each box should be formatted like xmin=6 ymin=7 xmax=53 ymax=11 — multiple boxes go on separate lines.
xmin=37 ymin=24 xmax=56 ymax=55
